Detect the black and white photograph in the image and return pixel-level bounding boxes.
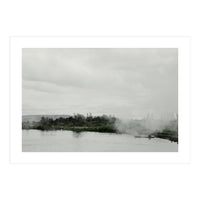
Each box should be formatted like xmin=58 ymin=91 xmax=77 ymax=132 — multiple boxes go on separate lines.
xmin=3 ymin=1 xmax=199 ymax=200
xmin=22 ymin=48 xmax=178 ymax=152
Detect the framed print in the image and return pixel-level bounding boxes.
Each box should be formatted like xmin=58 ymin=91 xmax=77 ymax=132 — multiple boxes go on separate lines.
xmin=10 ymin=36 xmax=190 ymax=164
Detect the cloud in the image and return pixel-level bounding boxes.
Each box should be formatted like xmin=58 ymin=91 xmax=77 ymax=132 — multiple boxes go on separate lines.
xmin=22 ymin=48 xmax=178 ymax=118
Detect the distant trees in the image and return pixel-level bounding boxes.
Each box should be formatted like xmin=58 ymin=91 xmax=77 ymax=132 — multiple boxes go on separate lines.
xmin=36 ymin=117 xmax=53 ymax=130
xmin=22 ymin=114 xmax=118 ymax=133
xmin=22 ymin=121 xmax=31 ymax=129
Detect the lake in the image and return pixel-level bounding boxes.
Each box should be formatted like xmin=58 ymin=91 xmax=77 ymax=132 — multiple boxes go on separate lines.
xmin=22 ymin=130 xmax=178 ymax=152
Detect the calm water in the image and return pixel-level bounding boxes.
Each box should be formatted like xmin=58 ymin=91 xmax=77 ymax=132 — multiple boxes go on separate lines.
xmin=22 ymin=130 xmax=178 ymax=152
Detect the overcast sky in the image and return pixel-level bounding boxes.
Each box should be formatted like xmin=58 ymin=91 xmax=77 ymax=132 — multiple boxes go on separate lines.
xmin=22 ymin=48 xmax=178 ymax=119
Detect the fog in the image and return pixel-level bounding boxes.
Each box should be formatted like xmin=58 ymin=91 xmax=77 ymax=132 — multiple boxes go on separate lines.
xmin=115 ymin=117 xmax=178 ymax=136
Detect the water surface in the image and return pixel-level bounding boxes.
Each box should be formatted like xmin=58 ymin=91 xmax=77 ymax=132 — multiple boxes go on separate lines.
xmin=22 ymin=130 xmax=178 ymax=152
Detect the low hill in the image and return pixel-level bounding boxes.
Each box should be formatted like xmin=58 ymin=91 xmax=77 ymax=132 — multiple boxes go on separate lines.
xmin=22 ymin=115 xmax=70 ymax=122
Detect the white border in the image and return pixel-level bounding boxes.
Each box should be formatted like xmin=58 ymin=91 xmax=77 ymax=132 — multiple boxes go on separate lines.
xmin=10 ymin=36 xmax=190 ymax=164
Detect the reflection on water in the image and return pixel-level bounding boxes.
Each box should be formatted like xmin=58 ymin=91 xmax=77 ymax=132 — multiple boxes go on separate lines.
xmin=40 ymin=131 xmax=57 ymax=136
xmin=22 ymin=129 xmax=178 ymax=152
xmin=72 ymin=131 xmax=83 ymax=138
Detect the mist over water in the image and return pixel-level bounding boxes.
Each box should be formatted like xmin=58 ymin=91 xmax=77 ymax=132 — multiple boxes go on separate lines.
xmin=115 ymin=116 xmax=178 ymax=136
xmin=22 ymin=114 xmax=178 ymax=152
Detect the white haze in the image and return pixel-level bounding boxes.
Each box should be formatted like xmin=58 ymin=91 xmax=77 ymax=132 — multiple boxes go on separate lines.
xmin=22 ymin=48 xmax=178 ymax=119
xmin=115 ymin=118 xmax=178 ymax=136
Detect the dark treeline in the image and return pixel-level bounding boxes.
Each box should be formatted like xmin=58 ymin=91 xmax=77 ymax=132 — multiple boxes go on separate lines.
xmin=22 ymin=114 xmax=118 ymax=133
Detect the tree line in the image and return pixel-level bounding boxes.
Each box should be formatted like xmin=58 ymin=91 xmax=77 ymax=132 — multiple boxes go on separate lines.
xmin=22 ymin=114 xmax=118 ymax=133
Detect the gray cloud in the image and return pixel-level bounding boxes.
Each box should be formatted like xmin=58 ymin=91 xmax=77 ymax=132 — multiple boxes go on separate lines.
xmin=22 ymin=48 xmax=178 ymax=118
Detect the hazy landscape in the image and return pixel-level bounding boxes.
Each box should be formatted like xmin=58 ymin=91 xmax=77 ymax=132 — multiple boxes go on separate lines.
xmin=22 ymin=48 xmax=178 ymax=152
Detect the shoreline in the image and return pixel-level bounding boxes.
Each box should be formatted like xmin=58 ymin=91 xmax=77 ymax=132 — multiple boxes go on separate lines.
xmin=22 ymin=128 xmax=178 ymax=143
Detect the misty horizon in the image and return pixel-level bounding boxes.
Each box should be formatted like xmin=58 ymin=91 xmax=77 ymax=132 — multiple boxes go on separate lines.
xmin=22 ymin=113 xmax=178 ymax=121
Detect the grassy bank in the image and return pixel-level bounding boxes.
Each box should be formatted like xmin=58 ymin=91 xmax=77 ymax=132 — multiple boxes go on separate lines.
xmin=151 ymin=129 xmax=178 ymax=143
